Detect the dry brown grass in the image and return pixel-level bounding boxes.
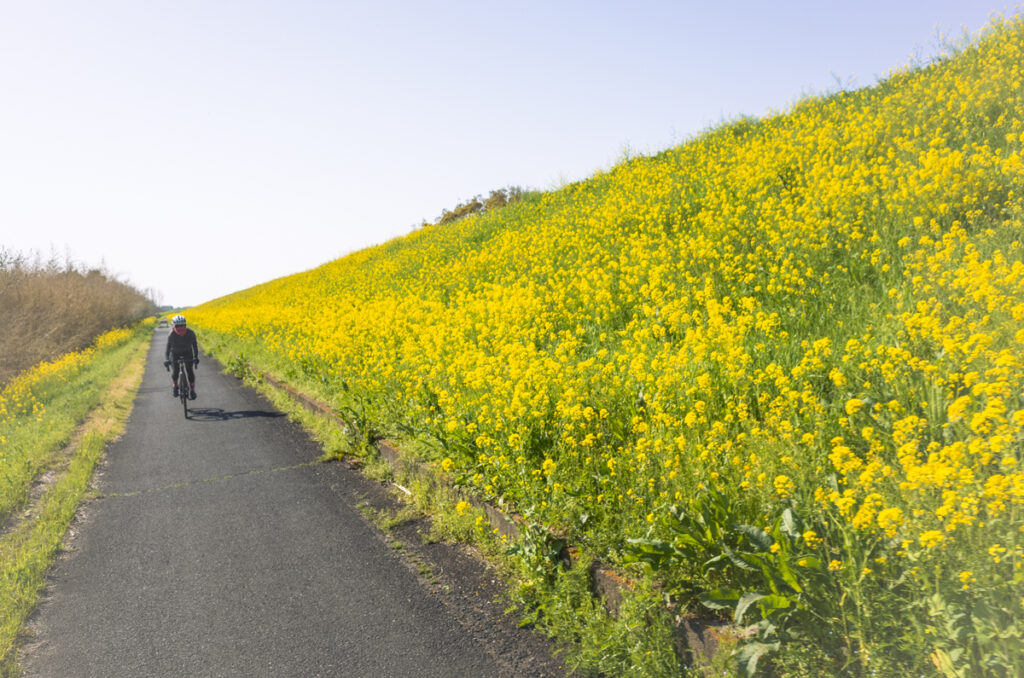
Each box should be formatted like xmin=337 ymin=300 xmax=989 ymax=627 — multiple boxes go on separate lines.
xmin=0 ymin=249 xmax=155 ymax=384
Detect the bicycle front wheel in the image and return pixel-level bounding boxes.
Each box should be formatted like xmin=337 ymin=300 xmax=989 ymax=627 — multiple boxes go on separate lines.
xmin=179 ymin=371 xmax=189 ymax=418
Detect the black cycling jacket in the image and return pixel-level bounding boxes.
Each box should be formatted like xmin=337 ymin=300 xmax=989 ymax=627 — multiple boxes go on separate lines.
xmin=165 ymin=328 xmax=199 ymax=361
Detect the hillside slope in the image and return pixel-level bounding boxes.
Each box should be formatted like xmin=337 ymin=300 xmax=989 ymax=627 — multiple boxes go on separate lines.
xmin=192 ymin=17 xmax=1023 ymax=677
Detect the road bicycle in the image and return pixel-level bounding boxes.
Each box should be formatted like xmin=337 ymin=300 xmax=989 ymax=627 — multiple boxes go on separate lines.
xmin=165 ymin=357 xmax=196 ymax=419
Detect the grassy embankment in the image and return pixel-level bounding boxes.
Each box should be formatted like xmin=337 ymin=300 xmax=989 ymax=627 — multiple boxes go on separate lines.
xmin=0 ymin=247 xmax=155 ymax=675
xmin=191 ymin=16 xmax=1023 ymax=678
xmin=0 ymin=322 xmax=151 ymax=675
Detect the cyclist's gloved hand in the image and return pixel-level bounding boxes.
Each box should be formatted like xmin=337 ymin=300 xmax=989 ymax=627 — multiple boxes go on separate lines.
xmin=164 ymin=360 xmax=171 ymax=368
xmin=193 ymin=359 xmax=199 ymax=368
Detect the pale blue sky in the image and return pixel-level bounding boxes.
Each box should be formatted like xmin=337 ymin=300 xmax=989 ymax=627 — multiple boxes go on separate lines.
xmin=1 ymin=1 xmax=1017 ymax=306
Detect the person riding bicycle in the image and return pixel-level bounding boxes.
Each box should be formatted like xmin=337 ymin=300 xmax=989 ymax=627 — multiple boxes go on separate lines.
xmin=164 ymin=314 xmax=199 ymax=400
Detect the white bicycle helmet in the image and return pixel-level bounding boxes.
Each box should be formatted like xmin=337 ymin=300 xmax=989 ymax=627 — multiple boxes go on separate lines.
xmin=171 ymin=314 xmax=187 ymax=326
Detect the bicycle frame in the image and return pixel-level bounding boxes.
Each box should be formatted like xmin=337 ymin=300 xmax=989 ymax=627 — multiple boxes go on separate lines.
xmin=169 ymin=357 xmax=191 ymax=419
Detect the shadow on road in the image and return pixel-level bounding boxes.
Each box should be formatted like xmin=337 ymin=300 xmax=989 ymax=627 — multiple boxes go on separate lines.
xmin=187 ymin=407 xmax=285 ymax=422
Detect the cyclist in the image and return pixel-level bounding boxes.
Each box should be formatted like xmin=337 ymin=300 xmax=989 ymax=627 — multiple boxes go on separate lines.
xmin=164 ymin=314 xmax=199 ymax=400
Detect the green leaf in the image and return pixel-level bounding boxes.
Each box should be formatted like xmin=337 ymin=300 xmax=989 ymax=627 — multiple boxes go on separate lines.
xmin=736 ymin=640 xmax=780 ymax=677
xmin=735 ymin=592 xmax=766 ymax=623
xmin=930 ymin=648 xmax=960 ymax=678
xmin=776 ymin=554 xmax=803 ymax=593
xmin=724 ymin=546 xmax=761 ymax=571
xmin=700 ymin=588 xmax=742 ymax=610
xmin=674 ymin=533 xmax=703 ymax=551
xmin=666 ymin=510 xmax=711 ymax=548
xmin=757 ymin=594 xmax=793 ymax=614
xmin=624 ymin=537 xmax=674 ymax=553
xmin=623 ymin=538 xmax=677 ymax=569
xmin=780 ymin=508 xmax=799 ymax=538
xmin=737 ymin=524 xmax=774 ymax=551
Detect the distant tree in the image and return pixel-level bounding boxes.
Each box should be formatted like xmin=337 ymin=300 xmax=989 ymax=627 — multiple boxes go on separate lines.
xmin=484 ymin=189 xmax=507 ymax=211
xmin=431 ymin=186 xmax=525 ymax=227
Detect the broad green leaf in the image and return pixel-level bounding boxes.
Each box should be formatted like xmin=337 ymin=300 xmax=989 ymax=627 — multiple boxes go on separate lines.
xmin=623 ymin=537 xmax=678 ymax=568
xmin=776 ymin=554 xmax=803 ymax=593
xmin=930 ymin=648 xmax=960 ymax=678
xmin=735 ymin=592 xmax=766 ymax=623
xmin=700 ymin=588 xmax=742 ymax=610
xmin=723 ymin=546 xmax=761 ymax=571
xmin=673 ymin=533 xmax=703 ymax=551
xmin=757 ymin=594 xmax=793 ymax=614
xmin=780 ymin=508 xmax=799 ymax=538
xmin=737 ymin=523 xmax=773 ymax=551
xmin=736 ymin=640 xmax=780 ymax=677
xmin=704 ymin=553 xmax=729 ymax=572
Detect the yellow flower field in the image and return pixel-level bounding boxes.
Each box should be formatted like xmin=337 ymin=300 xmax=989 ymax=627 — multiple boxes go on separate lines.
xmin=0 ymin=325 xmax=138 ymax=521
xmin=192 ymin=16 xmax=1023 ymax=676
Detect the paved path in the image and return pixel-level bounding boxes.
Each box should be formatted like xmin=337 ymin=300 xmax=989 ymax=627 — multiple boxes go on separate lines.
xmin=21 ymin=330 xmax=544 ymax=677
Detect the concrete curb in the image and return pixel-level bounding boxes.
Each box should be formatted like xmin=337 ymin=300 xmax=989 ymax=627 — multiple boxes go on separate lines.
xmin=255 ymin=366 xmax=733 ymax=668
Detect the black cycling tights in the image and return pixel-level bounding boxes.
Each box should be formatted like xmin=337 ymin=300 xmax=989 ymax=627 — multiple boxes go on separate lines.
xmin=171 ymin=360 xmax=195 ymax=386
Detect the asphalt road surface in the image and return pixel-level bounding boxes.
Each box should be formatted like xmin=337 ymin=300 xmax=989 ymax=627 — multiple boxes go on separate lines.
xmin=20 ymin=331 xmax=561 ymax=678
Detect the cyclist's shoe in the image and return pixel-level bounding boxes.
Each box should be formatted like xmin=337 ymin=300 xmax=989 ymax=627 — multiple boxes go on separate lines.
xmin=189 ymin=390 xmax=197 ymax=400
xmin=172 ymin=386 xmax=179 ymax=398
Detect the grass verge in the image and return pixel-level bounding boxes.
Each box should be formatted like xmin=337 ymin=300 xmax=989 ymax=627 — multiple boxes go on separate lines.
xmin=0 ymin=331 xmax=149 ymax=676
xmin=1 ymin=328 xmax=149 ymax=526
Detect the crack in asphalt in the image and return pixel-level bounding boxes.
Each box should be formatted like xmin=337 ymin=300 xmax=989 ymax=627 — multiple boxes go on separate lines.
xmin=97 ymin=460 xmax=326 ymax=499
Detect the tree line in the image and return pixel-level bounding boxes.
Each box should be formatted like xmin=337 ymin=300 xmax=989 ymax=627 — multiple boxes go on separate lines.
xmin=429 ymin=186 xmax=525 ymax=226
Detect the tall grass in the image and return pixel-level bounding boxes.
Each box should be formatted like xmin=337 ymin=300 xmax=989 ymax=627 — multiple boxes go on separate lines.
xmin=0 ymin=249 xmax=155 ymax=384
xmin=191 ymin=15 xmax=1024 ymax=676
